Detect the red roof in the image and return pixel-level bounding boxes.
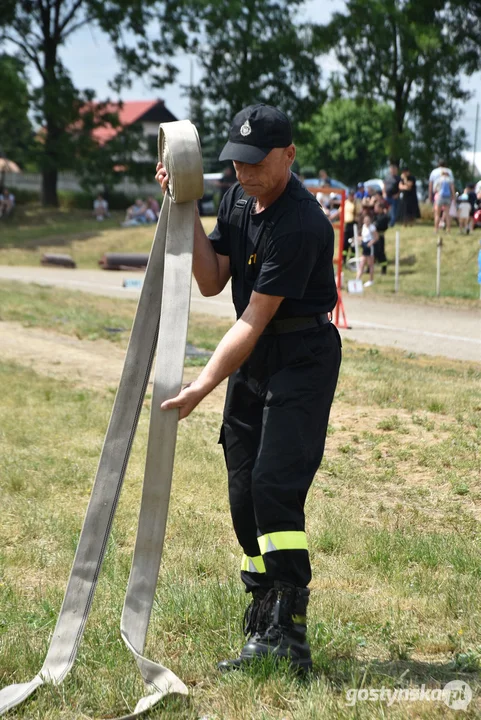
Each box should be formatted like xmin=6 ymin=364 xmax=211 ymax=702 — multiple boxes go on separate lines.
xmin=87 ymin=100 xmax=158 ymax=144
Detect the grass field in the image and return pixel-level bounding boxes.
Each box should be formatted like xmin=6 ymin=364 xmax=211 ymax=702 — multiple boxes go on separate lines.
xmin=1 ymin=291 xmax=480 ymax=718
xmin=0 ymin=205 xmax=480 ymax=302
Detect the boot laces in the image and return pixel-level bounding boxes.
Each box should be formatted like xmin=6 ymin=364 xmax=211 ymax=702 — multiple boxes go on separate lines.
xmin=243 ymin=588 xmax=276 ymax=637
xmin=242 ymin=599 xmax=257 ymax=637
xmin=256 ymin=587 xmax=278 ymax=635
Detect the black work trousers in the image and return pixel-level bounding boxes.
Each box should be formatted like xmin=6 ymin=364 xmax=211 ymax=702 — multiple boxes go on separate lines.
xmin=374 ymin=233 xmax=387 ymax=272
xmin=220 ymin=322 xmax=341 ymax=592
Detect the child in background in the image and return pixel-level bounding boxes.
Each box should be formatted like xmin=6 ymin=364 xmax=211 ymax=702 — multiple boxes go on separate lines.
xmin=356 ymin=213 xmax=378 ymax=287
xmin=458 ymin=194 xmax=472 ymax=234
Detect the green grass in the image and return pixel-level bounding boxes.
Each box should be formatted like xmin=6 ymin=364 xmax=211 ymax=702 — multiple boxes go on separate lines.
xmin=0 ymin=280 xmax=229 ymax=350
xmin=0 ymin=206 xmax=217 ymax=269
xmin=1 ymin=204 xmax=480 ymax=301
xmin=0 ymin=205 xmax=123 ymax=248
xmin=0 ymin=307 xmax=480 ymax=717
xmin=341 ymin=222 xmax=481 ymax=302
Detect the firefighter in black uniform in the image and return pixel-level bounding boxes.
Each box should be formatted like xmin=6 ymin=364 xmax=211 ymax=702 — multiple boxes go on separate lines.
xmin=156 ymin=104 xmax=341 ymax=672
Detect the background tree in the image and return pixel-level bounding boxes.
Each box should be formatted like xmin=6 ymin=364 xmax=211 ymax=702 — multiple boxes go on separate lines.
xmin=182 ymin=0 xmax=325 ymax=164
xmin=0 ymin=54 xmax=34 ymax=170
xmin=317 ymin=0 xmax=481 ymax=176
xmin=0 ymin=0 xmax=186 ymax=206
xmin=297 ymin=99 xmax=392 ymax=185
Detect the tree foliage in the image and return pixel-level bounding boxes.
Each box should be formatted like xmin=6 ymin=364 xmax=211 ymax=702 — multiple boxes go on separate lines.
xmin=179 ymin=0 xmax=325 ymax=164
xmin=317 ymin=0 xmax=480 ymax=177
xmin=0 ymin=0 xmax=186 ymax=205
xmin=0 ymin=54 xmax=33 ymax=168
xmin=297 ymin=99 xmax=392 ymax=185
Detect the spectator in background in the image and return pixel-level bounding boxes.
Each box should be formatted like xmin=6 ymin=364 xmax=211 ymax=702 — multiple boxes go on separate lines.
xmin=383 ymin=163 xmax=401 ymax=227
xmin=356 ymin=213 xmax=378 ymax=287
xmin=458 ymin=194 xmax=471 ymax=234
xmin=361 ymin=186 xmax=377 ymax=216
xmin=93 ymin=193 xmax=109 ymax=221
xmin=325 ymin=193 xmax=340 ymax=222
xmin=433 ymin=170 xmax=455 ymax=232
xmin=398 ymin=167 xmax=420 ymax=226
xmin=373 ymin=201 xmax=389 ymax=275
xmin=122 ymin=198 xmax=148 ymax=227
xmin=145 ymin=196 xmax=160 ymax=222
xmin=342 ymin=189 xmax=356 ymax=266
xmin=466 ymin=184 xmax=478 ymax=232
xmin=0 ymin=187 xmax=15 ymax=218
xmin=318 ymin=169 xmax=332 ymax=186
xmin=428 ymin=159 xmax=454 ymax=202
xmin=354 ymin=182 xmax=366 ymax=200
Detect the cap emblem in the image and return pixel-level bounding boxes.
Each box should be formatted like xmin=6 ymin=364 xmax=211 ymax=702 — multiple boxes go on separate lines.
xmin=240 ymin=120 xmax=252 ymax=137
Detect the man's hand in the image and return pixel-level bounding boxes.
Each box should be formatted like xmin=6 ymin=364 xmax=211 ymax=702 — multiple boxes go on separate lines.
xmin=161 ymin=381 xmax=206 ymax=420
xmin=160 ymin=291 xmax=283 ymax=420
xmin=155 ymin=162 xmax=169 ymax=194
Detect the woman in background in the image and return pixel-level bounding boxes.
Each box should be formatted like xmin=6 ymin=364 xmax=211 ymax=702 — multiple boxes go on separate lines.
xmin=398 ymin=167 xmax=420 ymax=226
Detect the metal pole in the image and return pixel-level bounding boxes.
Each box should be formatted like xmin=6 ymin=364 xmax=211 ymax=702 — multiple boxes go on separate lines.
xmin=353 ymin=222 xmax=359 ymax=266
xmin=394 ymin=230 xmax=400 ymax=293
xmin=436 ymin=236 xmax=442 ymax=297
xmin=473 ymin=103 xmax=479 ymax=178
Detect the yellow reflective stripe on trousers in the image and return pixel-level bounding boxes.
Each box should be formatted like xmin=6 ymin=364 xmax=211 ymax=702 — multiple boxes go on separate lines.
xmin=241 ymin=554 xmax=266 ymax=573
xmin=258 ymin=531 xmax=308 ymax=554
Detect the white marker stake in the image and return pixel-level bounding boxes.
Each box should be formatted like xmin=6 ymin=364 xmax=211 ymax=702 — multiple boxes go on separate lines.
xmin=353 ymin=223 xmax=359 ymax=266
xmin=436 ymin=235 xmax=443 ymax=297
xmin=394 ymin=231 xmax=400 ymax=293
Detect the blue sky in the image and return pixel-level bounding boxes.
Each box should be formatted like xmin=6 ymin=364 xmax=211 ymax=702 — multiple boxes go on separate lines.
xmin=30 ymin=0 xmax=481 ymax=150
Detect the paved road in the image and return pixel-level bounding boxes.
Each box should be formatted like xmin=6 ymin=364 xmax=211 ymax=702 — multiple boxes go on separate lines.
xmin=0 ymin=265 xmax=480 ymax=363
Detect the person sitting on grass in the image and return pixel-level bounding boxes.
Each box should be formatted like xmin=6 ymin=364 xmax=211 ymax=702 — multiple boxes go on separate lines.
xmin=145 ymin=196 xmax=160 ymax=223
xmin=0 ymin=187 xmax=15 ymax=218
xmin=122 ymin=198 xmax=148 ymax=227
xmin=356 ymin=213 xmax=378 ymax=287
xmin=93 ymin=194 xmax=109 ymax=222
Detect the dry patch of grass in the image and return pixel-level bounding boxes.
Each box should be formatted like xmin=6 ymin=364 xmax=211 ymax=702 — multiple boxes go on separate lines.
xmin=0 ymin=310 xmax=480 ymax=717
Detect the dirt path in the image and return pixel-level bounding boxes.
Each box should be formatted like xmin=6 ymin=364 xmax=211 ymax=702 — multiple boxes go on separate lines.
xmin=0 ymin=265 xmax=480 ymax=362
xmin=0 ymin=321 xmax=227 ymax=412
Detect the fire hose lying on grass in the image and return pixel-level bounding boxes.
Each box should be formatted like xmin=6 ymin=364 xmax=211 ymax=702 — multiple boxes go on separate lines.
xmin=0 ymin=120 xmax=204 ymax=719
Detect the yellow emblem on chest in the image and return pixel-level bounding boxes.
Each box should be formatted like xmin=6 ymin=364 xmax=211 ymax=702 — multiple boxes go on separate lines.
xmin=248 ymin=253 xmax=257 ymax=265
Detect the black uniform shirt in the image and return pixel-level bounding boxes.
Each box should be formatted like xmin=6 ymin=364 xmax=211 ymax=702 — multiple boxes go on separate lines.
xmin=209 ymin=173 xmax=338 ymax=319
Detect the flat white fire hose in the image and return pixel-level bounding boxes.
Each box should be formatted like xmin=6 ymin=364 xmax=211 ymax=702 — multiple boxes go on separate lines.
xmin=0 ymin=120 xmax=204 ymax=719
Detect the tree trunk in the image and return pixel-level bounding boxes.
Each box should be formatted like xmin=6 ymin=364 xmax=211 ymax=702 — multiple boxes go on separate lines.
xmin=389 ymin=86 xmax=406 ymax=165
xmin=41 ymin=167 xmax=59 ymax=207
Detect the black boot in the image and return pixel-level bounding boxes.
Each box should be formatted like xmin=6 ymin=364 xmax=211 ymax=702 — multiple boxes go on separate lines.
xmin=218 ymin=583 xmax=312 ymax=673
xmin=218 ymin=586 xmax=270 ymax=671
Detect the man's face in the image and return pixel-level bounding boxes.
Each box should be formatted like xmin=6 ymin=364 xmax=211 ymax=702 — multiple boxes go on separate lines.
xmin=390 ymin=164 xmax=398 ymax=175
xmin=233 ymin=146 xmax=296 ymax=197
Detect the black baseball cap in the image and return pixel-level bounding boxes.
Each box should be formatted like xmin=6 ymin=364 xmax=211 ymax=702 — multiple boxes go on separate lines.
xmin=219 ymin=104 xmax=292 ymax=164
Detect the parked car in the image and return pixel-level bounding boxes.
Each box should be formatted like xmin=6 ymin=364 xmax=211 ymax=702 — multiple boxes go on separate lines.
xmin=363 ymin=177 xmax=427 ymax=204
xmin=362 ymin=178 xmax=384 ymax=193
xmin=199 ymin=172 xmax=222 ymax=215
xmin=303 ymin=177 xmax=349 ymax=192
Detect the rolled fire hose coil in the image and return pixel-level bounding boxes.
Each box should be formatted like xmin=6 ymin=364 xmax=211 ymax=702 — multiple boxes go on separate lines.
xmin=0 ymin=119 xmax=203 ymax=719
